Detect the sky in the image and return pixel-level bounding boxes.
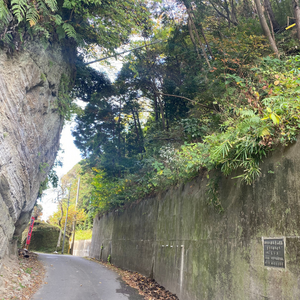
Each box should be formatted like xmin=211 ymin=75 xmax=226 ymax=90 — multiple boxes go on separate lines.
xmin=40 ymin=120 xmax=82 ymax=220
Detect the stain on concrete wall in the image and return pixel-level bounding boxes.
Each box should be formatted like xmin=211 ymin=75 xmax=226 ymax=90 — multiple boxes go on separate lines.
xmin=90 ymin=141 xmax=300 ymax=300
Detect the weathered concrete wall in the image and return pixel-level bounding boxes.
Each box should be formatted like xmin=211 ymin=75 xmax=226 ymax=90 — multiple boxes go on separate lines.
xmin=91 ymin=141 xmax=300 ymax=300
xmin=0 ymin=43 xmax=73 ymax=265
xmin=73 ymin=239 xmax=91 ymax=257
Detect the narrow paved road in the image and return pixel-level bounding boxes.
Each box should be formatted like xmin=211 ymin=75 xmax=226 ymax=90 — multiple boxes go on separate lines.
xmin=32 ymin=253 xmax=143 ymax=300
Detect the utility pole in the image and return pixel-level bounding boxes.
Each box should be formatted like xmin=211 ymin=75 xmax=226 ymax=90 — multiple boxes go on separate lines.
xmin=54 ymin=189 xmax=63 ymax=253
xmin=70 ymin=177 xmax=80 ymax=255
xmin=61 ymin=184 xmax=72 ymax=254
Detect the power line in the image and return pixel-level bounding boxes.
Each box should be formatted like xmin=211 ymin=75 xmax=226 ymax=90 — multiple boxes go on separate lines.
xmin=84 ymin=39 xmax=167 ymax=65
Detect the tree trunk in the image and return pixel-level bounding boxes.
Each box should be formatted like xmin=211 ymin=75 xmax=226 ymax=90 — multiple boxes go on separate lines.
xmin=230 ymin=0 xmax=238 ymax=24
xmin=293 ymin=0 xmax=300 ymax=41
xmin=188 ymin=11 xmax=211 ymax=68
xmin=135 ymin=110 xmax=145 ymax=152
xmin=265 ymin=7 xmax=276 ymax=41
xmin=183 ymin=0 xmax=211 ymax=67
xmin=199 ymin=23 xmax=214 ymax=60
xmin=242 ymin=0 xmax=253 ymax=18
xmin=187 ymin=17 xmax=202 ymax=61
xmin=189 ymin=7 xmax=214 ymax=59
xmin=117 ymin=99 xmax=122 ymax=159
xmin=264 ymin=0 xmax=280 ymax=31
xmin=254 ymin=0 xmax=279 ymax=55
xmin=131 ymin=108 xmax=141 ymax=144
xmin=157 ymin=95 xmax=166 ymax=131
xmin=55 ymin=201 xmax=64 ymax=252
xmin=209 ymin=0 xmax=238 ymax=26
xmin=152 ymin=92 xmax=160 ymax=122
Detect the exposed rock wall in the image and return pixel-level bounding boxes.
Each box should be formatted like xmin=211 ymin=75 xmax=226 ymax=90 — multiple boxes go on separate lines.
xmin=0 ymin=43 xmax=73 ymax=264
xmin=91 ymin=141 xmax=300 ymax=300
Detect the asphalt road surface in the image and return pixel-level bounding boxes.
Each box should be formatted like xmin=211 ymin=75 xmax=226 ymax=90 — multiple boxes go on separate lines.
xmin=32 ymin=253 xmax=143 ymax=300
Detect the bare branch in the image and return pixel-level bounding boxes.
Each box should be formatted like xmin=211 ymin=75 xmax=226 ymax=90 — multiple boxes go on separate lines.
xmin=157 ymin=92 xmax=214 ymax=110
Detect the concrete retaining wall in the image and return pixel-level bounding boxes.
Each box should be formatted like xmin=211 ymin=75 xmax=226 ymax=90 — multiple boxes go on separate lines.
xmin=90 ymin=141 xmax=300 ymax=300
xmin=73 ymin=240 xmax=91 ymax=257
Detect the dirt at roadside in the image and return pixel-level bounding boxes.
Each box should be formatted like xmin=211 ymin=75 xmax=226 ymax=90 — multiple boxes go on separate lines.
xmin=88 ymin=258 xmax=179 ymax=300
xmin=0 ymin=251 xmax=45 ymax=300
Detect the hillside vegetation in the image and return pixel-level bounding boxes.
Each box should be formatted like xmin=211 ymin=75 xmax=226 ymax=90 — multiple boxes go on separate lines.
xmin=3 ymin=0 xmax=300 ymax=219
xmin=69 ymin=0 xmax=300 ymax=216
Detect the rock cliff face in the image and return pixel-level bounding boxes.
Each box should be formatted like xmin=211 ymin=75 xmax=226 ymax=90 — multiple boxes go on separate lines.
xmin=0 ymin=43 xmax=73 ymax=265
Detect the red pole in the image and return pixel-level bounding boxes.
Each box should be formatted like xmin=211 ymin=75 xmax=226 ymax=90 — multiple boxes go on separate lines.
xmin=25 ymin=217 xmax=35 ymax=250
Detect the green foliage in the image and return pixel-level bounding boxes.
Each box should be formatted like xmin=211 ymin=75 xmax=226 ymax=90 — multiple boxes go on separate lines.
xmin=38 ymin=158 xmax=60 ymax=198
xmin=79 ymin=54 xmax=300 ymax=215
xmin=11 ymin=0 xmax=27 ymax=23
xmin=89 ymin=169 xmax=126 ymax=214
xmin=63 ymin=1 xmax=300 ymax=214
xmin=0 ymin=0 xmax=151 ymax=53
xmin=168 ymin=55 xmax=300 ymax=184
xmin=206 ymin=176 xmax=223 ymax=213
xmin=0 ymin=0 xmax=10 ymax=24
xmin=62 ymin=23 xmax=76 ymax=40
xmin=26 ymin=4 xmax=39 ymax=25
xmin=53 ymin=162 xmax=95 ymax=229
xmin=75 ymin=229 xmax=92 ymax=241
xmin=55 ymin=73 xmax=75 ymax=120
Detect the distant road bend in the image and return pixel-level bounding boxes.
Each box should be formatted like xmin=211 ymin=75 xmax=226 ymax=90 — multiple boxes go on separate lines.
xmin=32 ymin=253 xmax=143 ymax=300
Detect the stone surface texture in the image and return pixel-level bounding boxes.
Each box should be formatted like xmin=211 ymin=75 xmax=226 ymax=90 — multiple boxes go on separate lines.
xmin=91 ymin=141 xmax=300 ymax=300
xmin=0 ymin=43 xmax=72 ymax=266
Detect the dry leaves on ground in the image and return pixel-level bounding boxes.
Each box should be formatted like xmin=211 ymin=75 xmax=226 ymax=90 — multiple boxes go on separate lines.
xmin=89 ymin=258 xmax=179 ymax=300
xmin=0 ymin=251 xmax=45 ymax=300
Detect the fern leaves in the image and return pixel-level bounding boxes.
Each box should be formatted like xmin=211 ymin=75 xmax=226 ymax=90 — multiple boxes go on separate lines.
xmin=4 ymin=0 xmax=77 ymax=42
xmin=62 ymin=23 xmax=77 ymax=39
xmin=26 ymin=4 xmax=39 ymax=26
xmin=32 ymin=24 xmax=50 ymax=38
xmin=44 ymin=0 xmax=57 ymax=11
xmin=0 ymin=0 xmax=10 ymax=24
xmin=51 ymin=14 xmax=62 ymax=25
xmin=9 ymin=0 xmax=57 ymax=25
xmin=11 ymin=0 xmax=28 ymax=23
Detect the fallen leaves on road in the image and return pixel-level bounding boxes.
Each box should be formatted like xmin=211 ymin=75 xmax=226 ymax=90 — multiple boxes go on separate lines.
xmin=0 ymin=251 xmax=45 ymax=300
xmin=122 ymin=272 xmax=179 ymax=300
xmin=89 ymin=258 xmax=179 ymax=300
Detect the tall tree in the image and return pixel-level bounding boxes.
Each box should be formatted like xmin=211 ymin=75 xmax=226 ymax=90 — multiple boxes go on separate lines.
xmin=254 ymin=0 xmax=279 ymax=55
xmin=293 ymin=0 xmax=300 ymax=41
xmin=264 ymin=0 xmax=280 ymax=31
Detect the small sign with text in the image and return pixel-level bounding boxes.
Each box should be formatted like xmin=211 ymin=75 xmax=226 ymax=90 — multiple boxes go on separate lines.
xmin=263 ymin=238 xmax=285 ymax=268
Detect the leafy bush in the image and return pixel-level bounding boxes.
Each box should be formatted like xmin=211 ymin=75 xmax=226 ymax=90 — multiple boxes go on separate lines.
xmin=75 ymin=229 xmax=92 ymax=241
xmin=88 ymin=55 xmax=300 ymax=215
